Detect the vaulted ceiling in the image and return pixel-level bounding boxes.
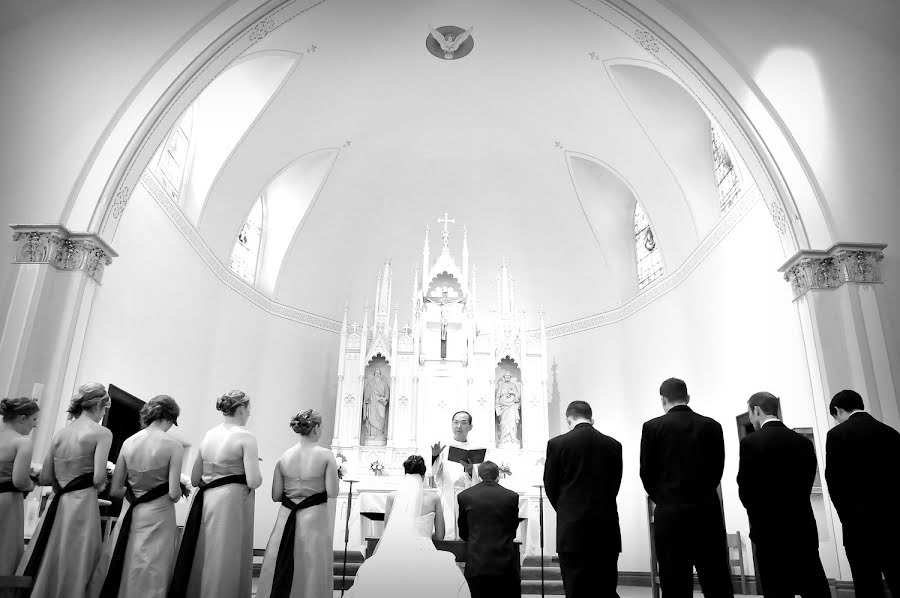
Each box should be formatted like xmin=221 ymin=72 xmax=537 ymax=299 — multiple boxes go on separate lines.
xmin=157 ymin=0 xmax=742 ymax=326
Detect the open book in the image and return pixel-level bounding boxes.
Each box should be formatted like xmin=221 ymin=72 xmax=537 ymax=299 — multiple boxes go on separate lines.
xmin=447 ymin=446 xmax=487 ymax=465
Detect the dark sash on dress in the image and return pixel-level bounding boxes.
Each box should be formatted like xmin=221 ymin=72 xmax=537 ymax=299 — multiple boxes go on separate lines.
xmin=98 ymin=481 xmax=171 ymax=598
xmin=268 ymin=491 xmax=329 ymax=597
xmin=167 ymin=474 xmax=248 ymax=598
xmin=22 ymin=472 xmax=96 ymax=577
xmin=0 ymin=480 xmax=20 ymax=493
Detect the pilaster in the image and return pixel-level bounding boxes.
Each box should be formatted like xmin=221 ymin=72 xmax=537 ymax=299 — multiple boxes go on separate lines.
xmin=1 ymin=225 xmax=117 ymax=460
xmin=779 ymin=241 xmax=895 ymax=581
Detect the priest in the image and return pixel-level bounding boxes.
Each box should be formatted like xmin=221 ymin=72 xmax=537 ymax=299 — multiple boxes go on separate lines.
xmin=430 ymin=410 xmax=483 ymax=539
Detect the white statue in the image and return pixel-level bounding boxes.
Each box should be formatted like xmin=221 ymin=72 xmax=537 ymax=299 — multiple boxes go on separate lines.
xmin=495 ymin=373 xmax=521 ymax=446
xmin=363 ymin=369 xmax=390 ymax=440
xmin=428 ymin=25 xmax=474 ymax=60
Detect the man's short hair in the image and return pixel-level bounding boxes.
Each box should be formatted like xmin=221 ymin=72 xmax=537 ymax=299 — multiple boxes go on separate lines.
xmin=747 ymin=392 xmax=780 ymax=416
xmin=478 ymin=461 xmax=500 ymax=482
xmin=565 ymin=401 xmax=592 ymax=420
xmin=830 ymin=390 xmax=864 ymax=417
xmin=660 ymin=378 xmax=689 ymax=403
xmin=452 ymin=410 xmax=473 ymax=425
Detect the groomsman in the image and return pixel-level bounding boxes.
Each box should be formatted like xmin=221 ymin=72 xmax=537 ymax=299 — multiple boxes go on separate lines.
xmin=457 ymin=461 xmax=522 ymax=598
xmin=825 ymin=389 xmax=900 ymax=598
xmin=639 ymin=378 xmax=734 ymax=598
xmin=543 ymin=400 xmax=622 ymax=598
xmin=736 ymin=391 xmax=829 ymax=597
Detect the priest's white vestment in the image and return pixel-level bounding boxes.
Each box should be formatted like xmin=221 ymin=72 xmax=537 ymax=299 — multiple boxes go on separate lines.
xmin=430 ymin=439 xmax=483 ymax=540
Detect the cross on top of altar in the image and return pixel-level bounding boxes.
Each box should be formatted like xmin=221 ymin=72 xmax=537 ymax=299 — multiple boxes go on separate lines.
xmin=437 ymin=212 xmax=455 ymax=232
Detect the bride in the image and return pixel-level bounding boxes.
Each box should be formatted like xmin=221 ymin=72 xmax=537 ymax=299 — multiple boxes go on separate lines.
xmin=348 ymin=455 xmax=470 ymax=598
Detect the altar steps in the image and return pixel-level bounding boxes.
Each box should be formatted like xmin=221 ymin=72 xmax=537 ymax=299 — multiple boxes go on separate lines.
xmin=332 ymin=552 xmax=567 ymax=594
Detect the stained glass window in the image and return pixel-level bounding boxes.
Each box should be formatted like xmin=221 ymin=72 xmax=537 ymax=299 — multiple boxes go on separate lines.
xmin=150 ymin=106 xmax=194 ymax=202
xmin=634 ymin=202 xmax=663 ymax=290
xmin=229 ymin=197 xmax=263 ymax=284
xmin=711 ymin=123 xmax=740 ymax=212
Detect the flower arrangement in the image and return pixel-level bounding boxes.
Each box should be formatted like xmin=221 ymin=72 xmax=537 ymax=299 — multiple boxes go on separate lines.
xmin=335 ymin=453 xmax=348 ymax=480
xmin=498 ymin=463 xmax=512 ymax=479
xmin=179 ymin=474 xmax=193 ymax=499
xmin=370 ymin=460 xmax=385 ymax=476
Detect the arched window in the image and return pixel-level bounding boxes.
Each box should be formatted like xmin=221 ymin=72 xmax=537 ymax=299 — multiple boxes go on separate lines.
xmin=634 ymin=202 xmax=663 ymax=290
xmin=149 ymin=106 xmax=194 ymax=202
xmin=229 ymin=197 xmax=264 ymax=284
xmin=711 ymin=123 xmax=740 ymax=211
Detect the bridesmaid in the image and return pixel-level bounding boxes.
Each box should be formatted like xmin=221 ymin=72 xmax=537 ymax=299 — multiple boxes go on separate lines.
xmin=256 ymin=410 xmax=339 ymax=598
xmin=88 ymin=395 xmax=184 ymax=598
xmin=168 ymin=390 xmax=262 ymax=598
xmin=17 ymin=382 xmax=112 ymax=598
xmin=0 ymin=397 xmax=40 ymax=591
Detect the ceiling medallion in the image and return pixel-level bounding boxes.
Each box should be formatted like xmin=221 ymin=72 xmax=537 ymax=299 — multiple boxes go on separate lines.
xmin=426 ymin=25 xmax=474 ymax=61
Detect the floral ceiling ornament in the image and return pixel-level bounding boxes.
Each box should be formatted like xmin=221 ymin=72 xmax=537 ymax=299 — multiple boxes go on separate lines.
xmin=768 ymin=201 xmax=789 ymax=235
xmin=248 ymin=18 xmax=276 ymax=42
xmin=111 ymin=186 xmax=130 ymax=220
xmin=634 ymin=30 xmax=660 ymax=53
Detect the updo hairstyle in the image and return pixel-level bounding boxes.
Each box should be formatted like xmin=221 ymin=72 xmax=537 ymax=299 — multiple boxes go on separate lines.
xmin=0 ymin=397 xmax=40 ymax=422
xmin=290 ymin=409 xmax=322 ymax=435
xmin=403 ymin=454 xmax=426 ymax=476
xmin=67 ymin=383 xmax=110 ymax=419
xmin=140 ymin=395 xmax=181 ymax=427
xmin=216 ymin=390 xmax=249 ymax=416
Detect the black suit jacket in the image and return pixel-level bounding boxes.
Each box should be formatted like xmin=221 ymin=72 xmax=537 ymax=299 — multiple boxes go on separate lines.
xmin=640 ymin=405 xmax=725 ymax=523
xmin=457 ymin=480 xmax=521 ymax=578
xmin=543 ymin=422 xmax=622 ymax=553
xmin=737 ymin=420 xmax=819 ymax=548
xmin=825 ymin=411 xmax=900 ymax=546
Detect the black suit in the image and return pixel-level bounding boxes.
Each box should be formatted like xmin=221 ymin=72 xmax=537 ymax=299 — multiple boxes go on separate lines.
xmin=639 ymin=405 xmax=734 ymax=598
xmin=825 ymin=411 xmax=900 ymax=598
xmin=737 ymin=420 xmax=829 ymax=597
xmin=543 ymin=422 xmax=622 ymax=598
xmin=457 ymin=480 xmax=522 ymax=598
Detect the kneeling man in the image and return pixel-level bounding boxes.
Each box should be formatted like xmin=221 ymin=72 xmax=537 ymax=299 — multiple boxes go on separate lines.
xmin=457 ymin=461 xmax=521 ymax=598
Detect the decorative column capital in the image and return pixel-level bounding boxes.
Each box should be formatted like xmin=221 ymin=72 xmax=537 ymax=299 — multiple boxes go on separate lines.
xmin=10 ymin=224 xmax=118 ymax=283
xmin=779 ymin=242 xmax=886 ymax=300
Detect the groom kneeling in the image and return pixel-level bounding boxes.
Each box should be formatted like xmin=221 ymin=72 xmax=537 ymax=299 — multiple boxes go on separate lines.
xmin=457 ymin=461 xmax=521 ymax=598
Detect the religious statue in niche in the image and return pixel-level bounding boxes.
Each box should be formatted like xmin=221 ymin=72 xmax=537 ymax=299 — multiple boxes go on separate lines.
xmin=363 ymin=369 xmax=390 ymax=441
xmin=495 ymin=372 xmax=521 ymax=447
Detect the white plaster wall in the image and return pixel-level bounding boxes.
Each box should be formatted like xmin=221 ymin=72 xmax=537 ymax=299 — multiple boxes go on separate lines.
xmin=654 ymin=0 xmax=900 ymax=415
xmin=74 ymin=182 xmax=340 ymax=547
xmin=547 ymin=200 xmax=838 ymax=575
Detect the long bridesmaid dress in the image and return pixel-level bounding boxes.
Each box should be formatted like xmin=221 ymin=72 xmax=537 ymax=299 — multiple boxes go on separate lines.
xmin=16 ymin=453 xmax=101 ymax=598
xmin=87 ymin=464 xmax=175 ymax=598
xmin=178 ymin=457 xmax=254 ymax=598
xmin=255 ymin=474 xmax=332 ymax=598
xmin=0 ymin=460 xmax=25 ymax=597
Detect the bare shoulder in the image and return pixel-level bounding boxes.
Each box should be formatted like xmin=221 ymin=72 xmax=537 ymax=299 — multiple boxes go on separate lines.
xmin=94 ymin=422 xmax=113 ymax=440
xmin=11 ymin=434 xmax=32 ymax=451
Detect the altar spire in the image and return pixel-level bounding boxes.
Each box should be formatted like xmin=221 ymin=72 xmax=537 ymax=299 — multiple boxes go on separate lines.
xmin=462 ymin=226 xmax=469 ymax=288
xmin=437 ymin=212 xmax=454 ymax=253
xmin=421 ymin=226 xmax=430 ymax=291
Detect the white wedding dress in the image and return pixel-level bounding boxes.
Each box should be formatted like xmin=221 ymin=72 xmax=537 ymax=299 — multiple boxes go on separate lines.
xmin=348 ymin=475 xmax=470 ymax=598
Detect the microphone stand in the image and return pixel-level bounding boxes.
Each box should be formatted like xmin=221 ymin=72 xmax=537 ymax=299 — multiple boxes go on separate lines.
xmin=533 ymin=483 xmax=545 ymax=598
xmin=340 ymin=479 xmax=358 ymax=598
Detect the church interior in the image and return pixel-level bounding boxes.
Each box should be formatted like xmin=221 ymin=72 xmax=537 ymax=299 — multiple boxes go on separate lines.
xmin=1 ymin=0 xmax=898 ymax=594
